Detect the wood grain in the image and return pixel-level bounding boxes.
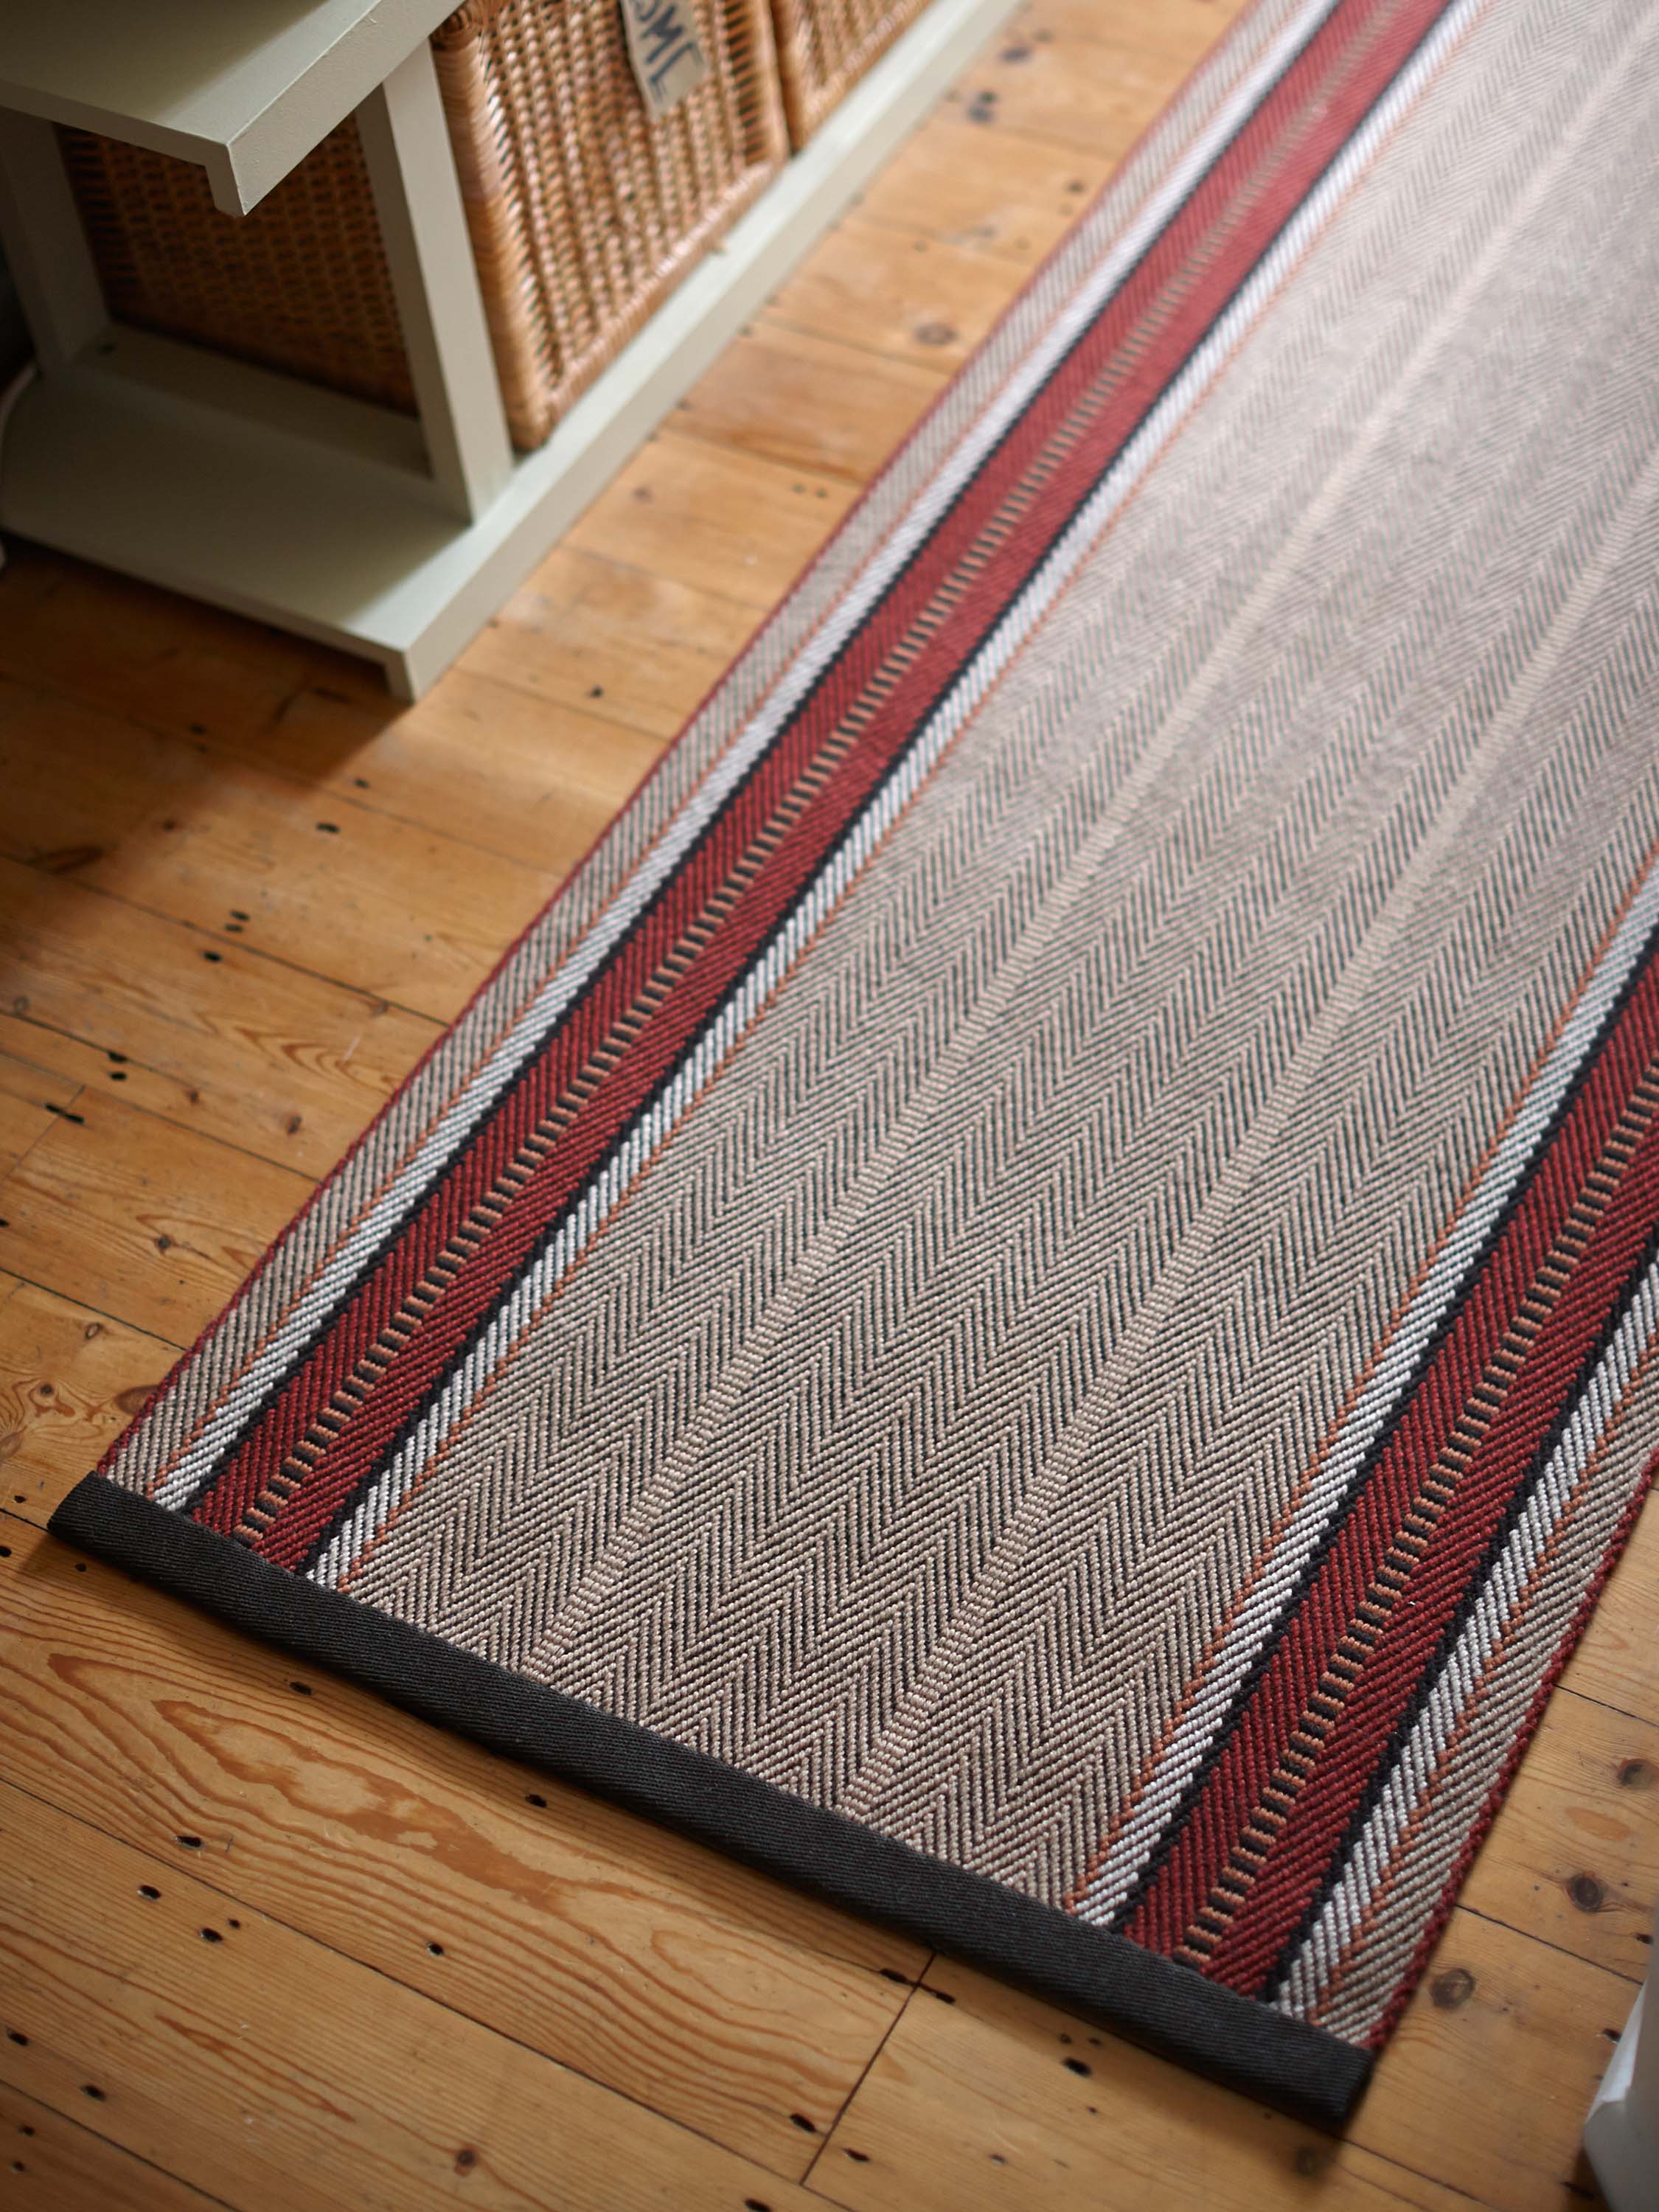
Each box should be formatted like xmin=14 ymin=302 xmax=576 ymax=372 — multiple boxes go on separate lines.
xmin=818 ymin=1904 xmax=1627 ymax=2212
xmin=812 ymin=1960 xmax=1476 ymax=2212
xmin=0 ymin=1090 xmax=311 ymax=1340
xmin=0 ymin=1518 xmax=922 ymax=2175
xmin=0 ymin=546 xmax=665 ymax=877
xmin=0 ymin=535 xmax=754 ymax=762
xmin=0 ymin=1050 xmax=80 ymax=1183
xmin=769 ymin=217 xmax=1016 ymax=372
xmin=566 ymin=436 xmax=858 ymax=611
xmin=941 ymin=24 xmax=1185 ymax=152
xmin=0 ymin=2079 xmax=221 ymax=2212
xmin=0 ymin=680 xmax=561 ymax=1025
xmin=0 ymin=1783 xmax=827 ymax=2212
xmin=676 ymin=322 xmax=950 ymax=484
xmin=0 ymin=1276 xmax=176 ymax=1526
xmin=260 ymin=672 xmax=666 ymax=874
xmin=467 ymin=545 xmax=761 ymax=741
xmin=1022 ymin=0 xmax=1238 ymax=60
xmin=853 ymin=114 xmax=1113 ymax=264
xmin=0 ymin=543 xmax=366 ymax=762
xmin=0 ymin=856 xmax=437 ymax=1178
xmin=1458 ymin=1688 xmax=1658 ymax=1985
xmin=1352 ymin=1907 xmax=1630 ymax=2210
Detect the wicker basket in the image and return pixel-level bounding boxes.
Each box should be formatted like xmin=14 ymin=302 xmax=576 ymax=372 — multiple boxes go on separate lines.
xmin=60 ymin=0 xmax=787 ymax=451
xmin=768 ymin=0 xmax=934 ymax=145
xmin=435 ymin=0 xmax=786 ymax=446
xmin=58 ymin=120 xmax=417 ymax=414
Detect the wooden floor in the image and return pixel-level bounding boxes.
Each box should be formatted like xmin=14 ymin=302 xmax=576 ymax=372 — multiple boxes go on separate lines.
xmin=1 ymin=4 xmax=1655 ymax=2206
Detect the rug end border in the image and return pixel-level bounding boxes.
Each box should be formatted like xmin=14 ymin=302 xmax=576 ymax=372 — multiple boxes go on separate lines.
xmin=47 ymin=1472 xmax=1374 ymax=2129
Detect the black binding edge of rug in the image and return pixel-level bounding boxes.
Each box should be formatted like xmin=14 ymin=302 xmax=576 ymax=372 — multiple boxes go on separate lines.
xmin=49 ymin=1474 xmax=1373 ymax=2128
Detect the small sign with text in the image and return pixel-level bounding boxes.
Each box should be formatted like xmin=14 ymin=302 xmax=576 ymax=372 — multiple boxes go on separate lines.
xmin=619 ymin=0 xmax=712 ymax=118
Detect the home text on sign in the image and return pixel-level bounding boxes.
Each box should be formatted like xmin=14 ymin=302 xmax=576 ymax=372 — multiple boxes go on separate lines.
xmin=619 ymin=0 xmax=712 ymax=117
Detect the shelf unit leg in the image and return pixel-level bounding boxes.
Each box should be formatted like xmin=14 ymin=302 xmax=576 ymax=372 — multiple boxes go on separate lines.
xmin=356 ymin=42 xmax=515 ymax=523
xmin=0 ymin=111 xmax=108 ymax=374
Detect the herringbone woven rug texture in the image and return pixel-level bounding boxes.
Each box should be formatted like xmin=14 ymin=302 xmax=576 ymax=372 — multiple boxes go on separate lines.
xmin=56 ymin=0 xmax=1659 ymax=2121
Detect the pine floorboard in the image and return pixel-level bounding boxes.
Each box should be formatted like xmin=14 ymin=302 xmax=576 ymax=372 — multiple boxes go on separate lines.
xmin=1 ymin=4 xmax=1652 ymax=2206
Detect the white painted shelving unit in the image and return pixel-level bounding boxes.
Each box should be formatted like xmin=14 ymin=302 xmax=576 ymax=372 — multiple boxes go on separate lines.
xmin=0 ymin=0 xmax=1018 ymax=697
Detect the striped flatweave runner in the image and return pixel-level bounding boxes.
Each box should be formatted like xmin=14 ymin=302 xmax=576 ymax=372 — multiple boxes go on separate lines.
xmin=55 ymin=0 xmax=1659 ymax=2124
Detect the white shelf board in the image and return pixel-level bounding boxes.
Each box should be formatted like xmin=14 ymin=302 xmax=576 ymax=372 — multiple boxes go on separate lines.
xmin=0 ymin=0 xmax=1021 ymax=695
xmin=0 ymin=0 xmax=455 ymax=212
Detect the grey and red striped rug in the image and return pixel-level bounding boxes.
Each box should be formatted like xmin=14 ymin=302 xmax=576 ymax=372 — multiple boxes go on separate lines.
xmin=56 ymin=0 xmax=1659 ymax=2122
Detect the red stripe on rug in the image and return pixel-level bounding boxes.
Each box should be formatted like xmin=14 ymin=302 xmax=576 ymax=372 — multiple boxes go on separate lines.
xmin=1199 ymin=1080 xmax=1659 ymax=1993
xmin=1360 ymin=1453 xmax=1658 ymax=2048
xmin=1121 ymin=950 xmax=1659 ymax=1960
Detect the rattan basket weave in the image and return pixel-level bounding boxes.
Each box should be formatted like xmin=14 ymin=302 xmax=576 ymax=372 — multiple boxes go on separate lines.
xmin=768 ymin=0 xmax=934 ymax=145
xmin=58 ymin=120 xmax=417 ymax=414
xmin=435 ymin=0 xmax=787 ymax=446
xmin=61 ymin=0 xmax=787 ymax=451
